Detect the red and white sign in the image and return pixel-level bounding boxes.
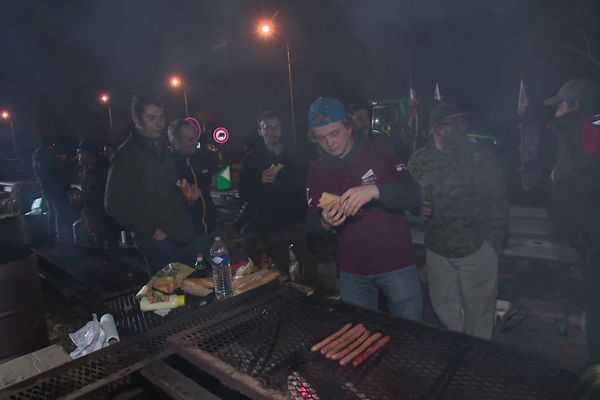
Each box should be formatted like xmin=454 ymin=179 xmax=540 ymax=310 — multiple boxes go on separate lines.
xmin=213 ymin=127 xmax=229 ymax=144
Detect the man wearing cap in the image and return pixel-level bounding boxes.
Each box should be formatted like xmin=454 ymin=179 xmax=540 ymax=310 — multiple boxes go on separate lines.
xmin=408 ymin=102 xmax=508 ymax=339
xmin=305 ymin=97 xmax=423 ymax=320
xmin=239 ymin=111 xmax=318 ymax=285
xmin=544 ymin=78 xmax=600 ymax=363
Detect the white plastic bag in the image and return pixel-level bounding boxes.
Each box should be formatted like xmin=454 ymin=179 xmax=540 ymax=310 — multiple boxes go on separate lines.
xmin=68 ymin=314 xmax=106 ymax=359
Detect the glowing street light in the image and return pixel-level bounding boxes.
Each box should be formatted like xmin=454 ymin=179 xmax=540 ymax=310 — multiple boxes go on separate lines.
xmin=169 ymin=75 xmax=189 ymax=116
xmin=257 ymin=20 xmax=297 ymax=144
xmin=260 ymin=23 xmax=271 ymax=34
xmin=99 ymin=93 xmax=113 ymax=128
xmin=1 ymin=109 xmax=18 ymax=157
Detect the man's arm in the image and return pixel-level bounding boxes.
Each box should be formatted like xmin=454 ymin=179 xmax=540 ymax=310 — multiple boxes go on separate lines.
xmin=304 ymin=212 xmax=332 ymax=237
xmin=377 ymin=143 xmax=422 ymax=212
xmin=376 ymin=174 xmax=421 ymax=212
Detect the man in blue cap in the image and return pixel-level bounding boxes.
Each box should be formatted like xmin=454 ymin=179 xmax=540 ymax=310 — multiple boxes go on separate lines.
xmin=304 ymin=97 xmax=423 ymax=320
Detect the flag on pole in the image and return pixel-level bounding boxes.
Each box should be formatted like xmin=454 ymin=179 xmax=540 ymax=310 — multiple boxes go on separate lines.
xmin=434 ymin=83 xmax=442 ymax=101
xmin=517 ymin=80 xmax=530 ymax=116
xmin=409 ymin=77 xmax=418 ymax=120
xmin=217 ymin=165 xmax=232 ymax=190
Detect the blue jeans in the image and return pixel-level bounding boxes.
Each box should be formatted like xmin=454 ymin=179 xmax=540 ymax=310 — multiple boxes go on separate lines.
xmin=135 ymin=236 xmax=201 ymax=277
xmin=340 ymin=266 xmax=423 ymax=321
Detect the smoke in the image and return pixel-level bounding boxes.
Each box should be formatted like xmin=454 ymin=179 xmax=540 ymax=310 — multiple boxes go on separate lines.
xmin=1 ymin=0 xmax=599 ymax=152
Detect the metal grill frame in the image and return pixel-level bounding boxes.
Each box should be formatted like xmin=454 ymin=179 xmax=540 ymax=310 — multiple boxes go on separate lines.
xmin=0 ymin=285 xmax=283 ymax=400
xmin=0 ymin=284 xmax=578 ymax=400
xmin=168 ymin=286 xmax=577 ymax=400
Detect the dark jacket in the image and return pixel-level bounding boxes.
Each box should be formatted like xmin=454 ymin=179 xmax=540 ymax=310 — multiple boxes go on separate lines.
xmin=170 ymin=151 xmax=218 ymax=235
xmin=548 ymin=106 xmax=600 ymax=248
xmin=305 ymin=135 xmax=420 ymax=275
xmin=32 ymin=145 xmax=70 ymax=199
xmin=104 ymin=132 xmax=193 ymax=243
xmin=80 ymin=156 xmax=115 ymax=235
xmin=239 ymin=142 xmax=308 ymax=233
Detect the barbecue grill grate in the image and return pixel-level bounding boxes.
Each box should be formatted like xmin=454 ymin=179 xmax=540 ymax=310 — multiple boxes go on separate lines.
xmin=1 ymin=285 xmax=577 ymax=400
xmin=0 ymin=286 xmax=287 ymax=400
xmin=169 ymin=286 xmax=576 ymax=400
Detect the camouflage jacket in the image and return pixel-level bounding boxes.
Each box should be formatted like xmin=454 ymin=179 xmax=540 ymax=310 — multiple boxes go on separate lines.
xmin=408 ymin=140 xmax=509 ymax=258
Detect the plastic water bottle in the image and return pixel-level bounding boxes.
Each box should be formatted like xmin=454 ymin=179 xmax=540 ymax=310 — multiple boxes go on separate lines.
xmin=210 ymin=237 xmax=234 ymax=300
xmin=288 ymin=244 xmax=301 ymax=283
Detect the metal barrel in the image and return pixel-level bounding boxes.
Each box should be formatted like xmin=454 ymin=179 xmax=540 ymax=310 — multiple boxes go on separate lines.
xmin=0 ymin=248 xmax=48 ymax=359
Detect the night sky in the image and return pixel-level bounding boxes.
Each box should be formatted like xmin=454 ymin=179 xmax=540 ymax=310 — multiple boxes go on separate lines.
xmin=1 ymin=0 xmax=599 ymax=155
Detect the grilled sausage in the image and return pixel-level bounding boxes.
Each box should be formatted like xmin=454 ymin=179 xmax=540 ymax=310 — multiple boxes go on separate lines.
xmin=329 ymin=331 xmax=370 ymax=361
xmin=352 ymin=335 xmax=391 ymax=367
xmin=311 ymin=323 xmax=352 ymax=352
xmin=320 ymin=323 xmax=365 ymax=355
xmin=339 ymin=332 xmax=382 ymax=366
xmin=325 ymin=325 xmax=368 ymax=358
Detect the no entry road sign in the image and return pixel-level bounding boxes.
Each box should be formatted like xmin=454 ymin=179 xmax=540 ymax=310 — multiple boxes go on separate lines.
xmin=213 ymin=127 xmax=229 ymax=144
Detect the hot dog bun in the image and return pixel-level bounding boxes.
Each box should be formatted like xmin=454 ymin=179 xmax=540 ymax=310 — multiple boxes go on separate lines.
xmin=176 ymin=178 xmax=193 ymax=199
xmin=184 ymin=277 xmax=213 ymax=289
xmin=270 ymin=163 xmax=284 ymax=174
xmin=317 ymin=192 xmax=342 ymax=208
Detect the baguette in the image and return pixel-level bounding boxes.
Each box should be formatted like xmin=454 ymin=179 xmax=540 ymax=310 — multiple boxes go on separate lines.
xmin=317 ymin=192 xmax=342 ymax=208
xmin=184 ymin=277 xmax=213 ymax=289
xmin=176 ymin=178 xmax=193 ymax=199
xmin=270 ymin=163 xmax=284 ymax=174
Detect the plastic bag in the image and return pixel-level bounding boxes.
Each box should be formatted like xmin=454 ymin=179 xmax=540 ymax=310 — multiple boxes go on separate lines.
xmin=69 ymin=314 xmax=106 ymax=359
xmin=136 ymin=262 xmax=195 ymax=299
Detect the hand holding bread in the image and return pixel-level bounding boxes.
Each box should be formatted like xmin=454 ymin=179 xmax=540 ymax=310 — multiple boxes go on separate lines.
xmin=317 ymin=192 xmax=343 ymax=208
xmin=261 ymin=163 xmax=284 ymax=184
xmin=319 ymin=192 xmax=347 ymax=228
xmin=176 ymin=178 xmax=193 ymax=200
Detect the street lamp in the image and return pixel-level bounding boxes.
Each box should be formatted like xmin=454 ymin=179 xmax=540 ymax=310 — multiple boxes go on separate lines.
xmin=257 ymin=21 xmax=297 ymax=145
xmin=1 ymin=109 xmax=17 ymax=157
xmin=169 ymin=75 xmax=189 ymax=116
xmin=99 ymin=93 xmax=113 ymax=128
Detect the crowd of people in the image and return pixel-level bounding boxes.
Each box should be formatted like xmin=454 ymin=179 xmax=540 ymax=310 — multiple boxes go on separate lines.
xmin=30 ymin=78 xmax=600 ymax=365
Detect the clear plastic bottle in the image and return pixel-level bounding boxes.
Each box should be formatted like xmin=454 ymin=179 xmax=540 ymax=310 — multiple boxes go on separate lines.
xmin=210 ymin=237 xmax=234 ymax=300
xmin=288 ymin=244 xmax=301 ymax=283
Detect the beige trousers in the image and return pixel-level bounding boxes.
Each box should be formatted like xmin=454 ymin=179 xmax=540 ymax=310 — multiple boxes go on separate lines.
xmin=425 ymin=241 xmax=497 ymax=339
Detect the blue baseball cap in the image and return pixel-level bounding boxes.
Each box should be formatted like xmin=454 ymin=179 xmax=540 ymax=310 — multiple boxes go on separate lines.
xmin=308 ymin=97 xmax=347 ymax=128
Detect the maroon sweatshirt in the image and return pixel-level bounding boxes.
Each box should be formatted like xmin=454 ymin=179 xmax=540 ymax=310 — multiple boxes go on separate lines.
xmin=306 ymin=136 xmax=419 ymax=275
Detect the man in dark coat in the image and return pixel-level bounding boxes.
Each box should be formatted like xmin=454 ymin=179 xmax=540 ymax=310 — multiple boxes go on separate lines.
xmin=239 ymin=111 xmax=317 ymax=284
xmin=167 ymin=119 xmax=219 ymax=258
xmin=75 ymin=137 xmax=118 ymax=247
xmin=544 ymin=78 xmax=600 ymax=363
xmin=105 ymin=94 xmax=195 ymax=276
xmin=32 ymin=136 xmax=72 ymax=241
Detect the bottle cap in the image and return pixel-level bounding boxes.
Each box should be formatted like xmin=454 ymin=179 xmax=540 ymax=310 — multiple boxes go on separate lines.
xmin=176 ymin=295 xmax=186 ymax=307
